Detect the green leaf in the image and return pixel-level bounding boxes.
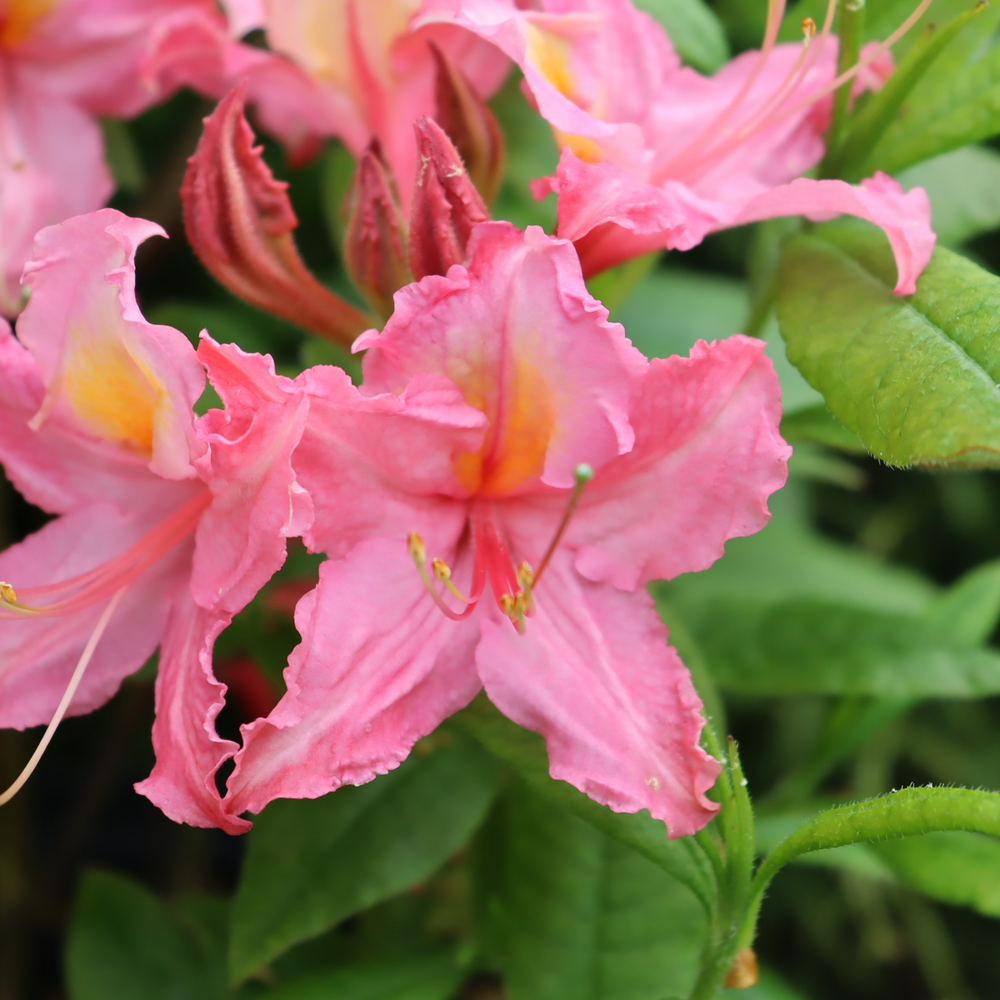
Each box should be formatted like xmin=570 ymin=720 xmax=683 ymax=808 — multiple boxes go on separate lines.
xmin=674 ymin=595 xmax=1000 ymax=696
xmin=66 ymin=871 xmax=227 ymax=1000
xmin=873 ymin=831 xmax=1000 ymax=917
xmin=229 ymin=735 xmax=500 ymax=983
xmin=661 ymin=482 xmax=936 ymax=617
xmin=449 ymin=695 xmax=716 ymax=914
xmin=261 ymin=954 xmax=465 ymax=1000
xmin=776 ymin=223 xmax=1000 ymax=468
xmin=922 ymin=558 xmax=1000 ymax=644
xmin=479 ymin=781 xmax=704 ymax=1000
xmin=754 ymin=787 xmax=1000 ymax=892
xmin=633 ymin=0 xmax=730 ymax=73
xmin=897 ymin=146 xmax=1000 ymax=247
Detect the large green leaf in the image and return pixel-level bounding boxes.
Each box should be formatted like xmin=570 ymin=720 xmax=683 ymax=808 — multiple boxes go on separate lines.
xmin=449 ymin=695 xmax=716 ymax=913
xmin=261 ymin=955 xmax=465 ymax=1000
xmin=229 ymin=736 xmax=500 ymax=983
xmin=665 ymin=549 xmax=1000 ymax=696
xmin=633 ymin=0 xmax=729 ymax=72
xmin=66 ymin=871 xmax=227 ymax=1000
xmin=776 ymin=223 xmax=1000 ymax=467
xmin=478 ymin=781 xmax=704 ymax=1000
xmin=873 ymin=831 xmax=1000 ymax=917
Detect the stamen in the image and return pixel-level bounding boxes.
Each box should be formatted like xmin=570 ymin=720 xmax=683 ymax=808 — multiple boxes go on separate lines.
xmin=0 ymin=582 xmax=15 ymax=603
xmin=409 ymin=531 xmax=483 ymax=621
xmin=0 ymin=586 xmax=126 ymax=808
xmin=672 ymin=0 xmax=837 ymax=183
xmin=745 ymin=0 xmax=934 ymax=139
xmin=531 ymin=463 xmax=594 ymax=590
xmin=432 ymin=557 xmax=474 ymax=604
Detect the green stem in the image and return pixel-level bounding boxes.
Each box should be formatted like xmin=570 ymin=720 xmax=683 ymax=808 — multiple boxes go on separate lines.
xmin=821 ymin=0 xmax=866 ymax=174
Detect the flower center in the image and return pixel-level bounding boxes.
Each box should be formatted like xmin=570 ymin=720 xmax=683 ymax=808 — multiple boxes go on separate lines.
xmin=409 ymin=463 xmax=593 ymax=633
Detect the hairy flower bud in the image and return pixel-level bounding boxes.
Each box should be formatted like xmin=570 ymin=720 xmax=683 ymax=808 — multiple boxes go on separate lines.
xmin=431 ymin=42 xmax=505 ymax=205
xmin=409 ymin=117 xmax=489 ymax=281
xmin=181 ymin=85 xmax=373 ymax=348
xmin=343 ymin=142 xmax=412 ymax=320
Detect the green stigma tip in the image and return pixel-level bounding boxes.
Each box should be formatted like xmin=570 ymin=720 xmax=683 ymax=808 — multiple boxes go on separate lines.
xmin=575 ymin=463 xmax=595 ymax=484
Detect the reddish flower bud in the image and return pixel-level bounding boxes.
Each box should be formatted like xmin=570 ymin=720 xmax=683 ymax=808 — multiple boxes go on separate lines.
xmin=343 ymin=142 xmax=412 ymax=320
xmin=182 ymin=85 xmax=373 ymax=348
xmin=409 ymin=118 xmax=490 ymax=281
xmin=431 ymin=42 xmax=506 ymax=205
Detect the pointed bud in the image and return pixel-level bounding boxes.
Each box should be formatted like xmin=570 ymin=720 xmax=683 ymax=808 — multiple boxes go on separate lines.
xmin=409 ymin=118 xmax=490 ymax=281
xmin=181 ymin=84 xmax=373 ymax=348
xmin=431 ymin=42 xmax=506 ymax=205
xmin=343 ymin=142 xmax=412 ymax=319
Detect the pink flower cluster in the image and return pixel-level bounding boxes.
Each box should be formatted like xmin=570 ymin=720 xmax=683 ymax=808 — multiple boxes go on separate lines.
xmin=0 ymin=0 xmax=937 ymax=837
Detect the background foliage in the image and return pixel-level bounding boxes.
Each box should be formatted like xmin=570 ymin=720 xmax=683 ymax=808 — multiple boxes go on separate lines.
xmin=4 ymin=0 xmax=1000 ymax=997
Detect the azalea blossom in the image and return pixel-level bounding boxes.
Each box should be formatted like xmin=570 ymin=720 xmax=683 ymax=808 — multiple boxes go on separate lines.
xmin=0 ymin=209 xmax=310 ymax=832
xmin=221 ymin=0 xmax=510 ymax=207
xmin=0 ymin=0 xmax=302 ymax=317
xmin=423 ymin=0 xmax=936 ymax=294
xmin=220 ymin=221 xmax=790 ymax=839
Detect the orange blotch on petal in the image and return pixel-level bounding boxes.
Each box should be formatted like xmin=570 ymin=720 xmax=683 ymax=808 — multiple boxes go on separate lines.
xmin=57 ymin=322 xmax=162 ymax=456
xmin=0 ymin=0 xmax=57 ymax=47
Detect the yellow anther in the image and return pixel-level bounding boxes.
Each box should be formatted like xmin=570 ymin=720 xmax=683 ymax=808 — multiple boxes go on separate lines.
xmin=802 ymin=16 xmax=816 ymax=36
xmin=408 ymin=532 xmax=427 ymax=564
xmin=500 ymin=593 xmax=516 ymax=615
xmin=517 ymin=562 xmax=534 ymax=591
xmin=432 ymin=558 xmax=451 ymax=581
xmin=0 ymin=582 xmax=16 ymax=604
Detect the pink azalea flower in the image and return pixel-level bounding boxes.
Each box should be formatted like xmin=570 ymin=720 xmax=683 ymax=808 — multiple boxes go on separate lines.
xmin=219 ymin=0 xmax=511 ymax=207
xmin=0 ymin=0 xmax=293 ymax=317
xmin=221 ymin=222 xmax=790 ymax=839
xmin=422 ymin=0 xmax=936 ymax=294
xmin=0 ymin=209 xmax=310 ymax=832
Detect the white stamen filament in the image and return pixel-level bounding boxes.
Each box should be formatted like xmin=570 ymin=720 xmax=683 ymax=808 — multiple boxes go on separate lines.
xmin=0 ymin=586 xmax=126 ymax=808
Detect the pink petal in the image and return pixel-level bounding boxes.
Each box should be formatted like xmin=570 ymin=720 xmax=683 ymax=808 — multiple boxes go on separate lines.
xmin=225 ymin=537 xmax=482 ymax=818
xmin=192 ymin=338 xmax=313 ymax=614
xmin=735 ymin=173 xmax=936 ymax=295
xmin=135 ymin=592 xmax=249 ymax=834
xmin=476 ymin=548 xmax=720 ymax=838
xmin=561 ymin=336 xmax=789 ymax=591
xmin=0 ymin=90 xmax=111 ymax=315
xmin=540 ymin=148 xmax=727 ymax=275
xmin=419 ymin=0 xmax=674 ymax=159
xmin=294 ymin=363 xmax=485 ymax=559
xmin=0 ymin=503 xmax=191 ymax=729
xmin=0 ymin=322 xmax=184 ymax=515
xmin=19 ymin=209 xmax=205 ymax=479
xmin=359 ymin=221 xmax=647 ymax=494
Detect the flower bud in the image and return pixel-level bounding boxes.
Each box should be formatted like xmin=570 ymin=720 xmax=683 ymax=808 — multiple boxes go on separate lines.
xmin=409 ymin=117 xmax=490 ymax=281
xmin=343 ymin=142 xmax=412 ymax=320
xmin=181 ymin=84 xmax=372 ymax=348
xmin=431 ymin=42 xmax=506 ymax=205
